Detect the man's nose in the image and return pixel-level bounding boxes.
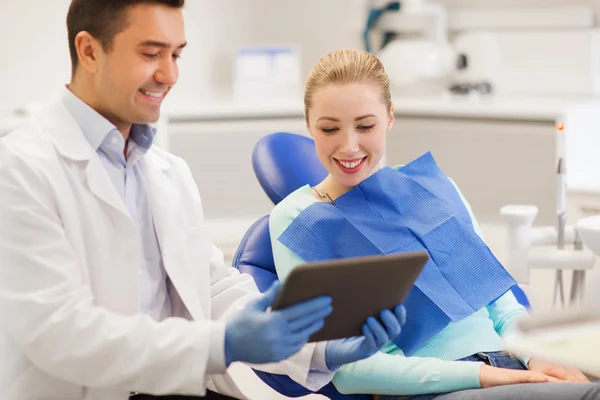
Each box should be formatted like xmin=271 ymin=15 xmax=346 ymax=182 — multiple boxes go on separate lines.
xmin=155 ymin=57 xmax=179 ymax=87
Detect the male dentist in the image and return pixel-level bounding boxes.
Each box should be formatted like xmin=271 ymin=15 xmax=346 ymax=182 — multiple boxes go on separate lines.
xmin=0 ymin=1 xmax=406 ymax=399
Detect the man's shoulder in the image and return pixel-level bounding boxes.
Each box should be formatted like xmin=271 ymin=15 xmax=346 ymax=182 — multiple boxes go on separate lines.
xmin=0 ymin=122 xmax=57 ymax=168
xmin=1 ymin=98 xmax=83 ymax=169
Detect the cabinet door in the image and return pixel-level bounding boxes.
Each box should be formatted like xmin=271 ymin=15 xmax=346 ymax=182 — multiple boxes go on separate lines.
xmin=386 ymin=116 xmax=557 ymax=225
xmin=168 ymin=118 xmax=308 ymax=220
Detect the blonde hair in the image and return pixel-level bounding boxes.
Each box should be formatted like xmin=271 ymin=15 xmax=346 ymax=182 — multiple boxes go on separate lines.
xmin=304 ymin=49 xmax=392 ymax=124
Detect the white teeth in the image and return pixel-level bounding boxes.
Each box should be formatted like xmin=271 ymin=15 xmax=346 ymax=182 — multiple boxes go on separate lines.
xmin=339 ymin=159 xmax=363 ymax=168
xmin=141 ymin=90 xmax=163 ymax=98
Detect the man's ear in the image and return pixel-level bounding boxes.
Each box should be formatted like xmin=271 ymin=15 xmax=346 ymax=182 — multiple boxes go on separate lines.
xmin=74 ymin=31 xmax=102 ymax=74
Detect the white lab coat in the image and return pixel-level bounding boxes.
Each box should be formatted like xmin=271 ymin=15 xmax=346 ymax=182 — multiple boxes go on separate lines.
xmin=0 ymin=101 xmax=332 ymax=400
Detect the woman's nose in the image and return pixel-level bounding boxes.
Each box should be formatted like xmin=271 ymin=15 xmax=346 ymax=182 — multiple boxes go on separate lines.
xmin=339 ymin=131 xmax=360 ymax=154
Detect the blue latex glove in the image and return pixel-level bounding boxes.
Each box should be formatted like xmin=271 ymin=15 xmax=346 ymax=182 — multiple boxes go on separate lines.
xmin=325 ymin=304 xmax=406 ymax=371
xmin=225 ymin=281 xmax=332 ymax=366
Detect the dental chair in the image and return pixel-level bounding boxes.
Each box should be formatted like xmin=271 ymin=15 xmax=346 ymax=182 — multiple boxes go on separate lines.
xmin=232 ymin=132 xmax=532 ymax=399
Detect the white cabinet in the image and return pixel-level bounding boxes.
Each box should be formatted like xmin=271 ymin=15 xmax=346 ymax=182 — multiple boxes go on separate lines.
xmin=168 ymin=117 xmax=308 ymax=221
xmin=387 ymin=116 xmax=559 ymax=225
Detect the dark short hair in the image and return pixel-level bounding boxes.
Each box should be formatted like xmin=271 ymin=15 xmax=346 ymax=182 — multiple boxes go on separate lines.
xmin=67 ymin=0 xmax=185 ymax=75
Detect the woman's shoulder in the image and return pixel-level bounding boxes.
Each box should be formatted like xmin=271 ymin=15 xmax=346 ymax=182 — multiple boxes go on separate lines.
xmin=269 ymin=185 xmax=318 ymax=233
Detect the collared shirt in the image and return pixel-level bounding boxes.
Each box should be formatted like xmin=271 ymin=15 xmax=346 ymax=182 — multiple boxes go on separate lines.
xmin=61 ymin=88 xmax=171 ymax=321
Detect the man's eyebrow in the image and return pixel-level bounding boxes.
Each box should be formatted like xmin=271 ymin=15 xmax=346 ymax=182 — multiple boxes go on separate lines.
xmin=138 ymin=40 xmax=187 ymax=49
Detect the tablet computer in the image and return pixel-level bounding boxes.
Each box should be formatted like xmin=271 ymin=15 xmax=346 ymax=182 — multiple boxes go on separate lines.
xmin=271 ymin=251 xmax=429 ymax=342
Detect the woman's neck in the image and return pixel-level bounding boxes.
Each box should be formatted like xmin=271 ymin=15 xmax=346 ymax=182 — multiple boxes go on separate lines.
xmin=313 ymin=175 xmax=353 ymax=202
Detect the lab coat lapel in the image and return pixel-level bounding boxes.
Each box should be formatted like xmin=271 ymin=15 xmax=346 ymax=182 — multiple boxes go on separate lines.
xmin=144 ymin=151 xmax=205 ymax=320
xmin=84 ymin=157 xmax=132 ymax=219
xmin=39 ymin=101 xmax=132 ymax=220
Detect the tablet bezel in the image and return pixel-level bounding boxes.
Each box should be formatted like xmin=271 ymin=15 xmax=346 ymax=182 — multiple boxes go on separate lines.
xmin=271 ymin=251 xmax=429 ymax=342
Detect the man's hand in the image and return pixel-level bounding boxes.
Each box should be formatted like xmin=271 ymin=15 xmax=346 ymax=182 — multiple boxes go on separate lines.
xmin=528 ymin=358 xmax=590 ymax=383
xmin=324 ymin=305 xmax=406 ymax=370
xmin=225 ymin=282 xmax=332 ymax=365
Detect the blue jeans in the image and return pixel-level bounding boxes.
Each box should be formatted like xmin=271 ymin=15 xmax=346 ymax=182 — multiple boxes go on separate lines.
xmin=380 ymin=351 xmax=527 ymax=400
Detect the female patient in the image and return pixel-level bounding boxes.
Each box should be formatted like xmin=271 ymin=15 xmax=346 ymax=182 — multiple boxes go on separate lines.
xmin=269 ymin=49 xmax=598 ymax=400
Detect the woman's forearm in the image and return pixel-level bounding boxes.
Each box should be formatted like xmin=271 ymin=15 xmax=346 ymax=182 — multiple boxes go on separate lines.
xmin=332 ymin=350 xmax=483 ymax=396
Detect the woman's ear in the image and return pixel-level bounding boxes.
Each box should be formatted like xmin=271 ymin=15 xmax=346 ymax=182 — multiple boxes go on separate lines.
xmin=306 ymin=123 xmax=313 ymax=137
xmin=387 ymin=106 xmax=395 ymax=131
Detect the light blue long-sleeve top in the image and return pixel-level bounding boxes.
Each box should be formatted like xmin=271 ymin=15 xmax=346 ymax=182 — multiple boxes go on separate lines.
xmin=269 ymin=173 xmax=530 ymax=396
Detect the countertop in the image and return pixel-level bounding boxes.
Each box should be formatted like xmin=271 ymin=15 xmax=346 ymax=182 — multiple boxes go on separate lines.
xmin=3 ymin=94 xmax=600 ymax=134
xmin=162 ymin=94 xmax=600 ymax=123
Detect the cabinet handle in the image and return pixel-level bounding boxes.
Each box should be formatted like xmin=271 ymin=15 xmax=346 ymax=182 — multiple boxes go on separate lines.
xmin=580 ymin=205 xmax=600 ymax=214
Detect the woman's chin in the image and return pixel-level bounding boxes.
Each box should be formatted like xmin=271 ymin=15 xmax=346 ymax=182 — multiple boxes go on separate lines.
xmin=335 ymin=174 xmax=366 ymax=188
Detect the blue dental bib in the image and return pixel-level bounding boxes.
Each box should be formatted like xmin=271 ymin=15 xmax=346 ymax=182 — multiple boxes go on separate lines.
xmin=277 ymin=152 xmax=516 ymax=355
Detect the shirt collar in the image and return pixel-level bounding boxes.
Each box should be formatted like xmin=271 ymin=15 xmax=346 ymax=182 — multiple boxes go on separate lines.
xmin=60 ymin=87 xmax=157 ymax=152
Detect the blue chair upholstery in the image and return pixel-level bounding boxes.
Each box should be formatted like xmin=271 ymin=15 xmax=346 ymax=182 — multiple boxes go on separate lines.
xmin=234 ymin=131 xmax=532 ymax=398
xmin=232 ymin=215 xmax=276 ymax=293
xmin=252 ymin=132 xmax=328 ymax=205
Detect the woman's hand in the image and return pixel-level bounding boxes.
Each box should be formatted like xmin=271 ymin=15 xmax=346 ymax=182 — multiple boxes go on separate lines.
xmin=479 ymin=364 xmax=560 ymax=388
xmin=528 ymin=358 xmax=590 ymax=383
